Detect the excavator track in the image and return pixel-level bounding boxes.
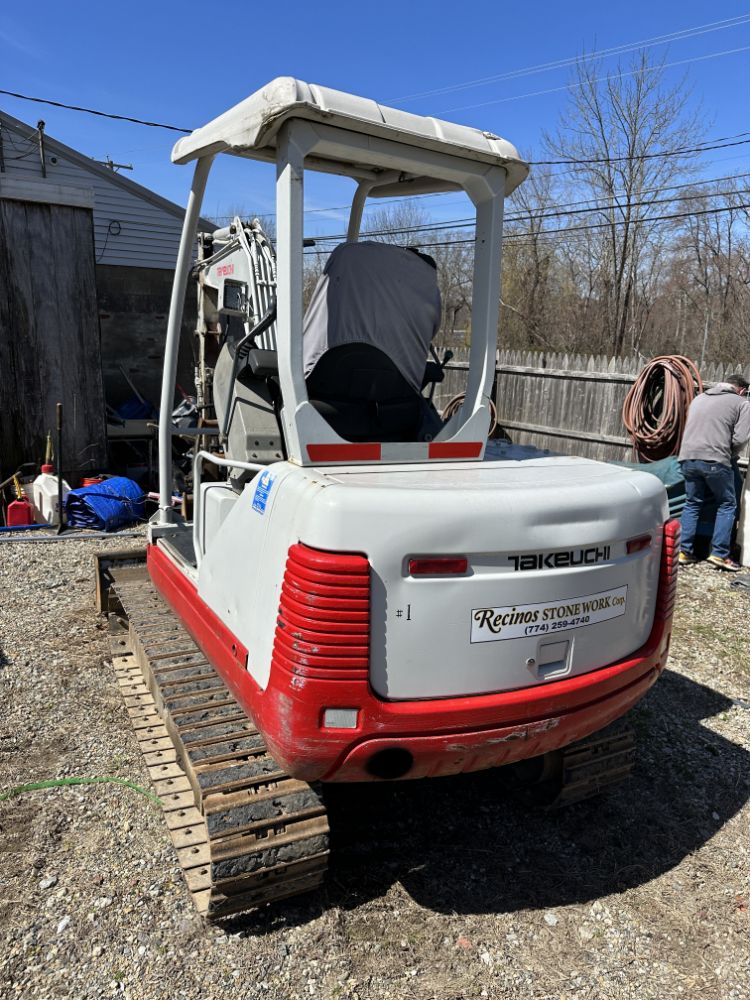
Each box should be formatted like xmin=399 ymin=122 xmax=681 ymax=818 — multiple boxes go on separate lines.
xmin=99 ymin=554 xmax=329 ymax=920
xmin=498 ymin=721 xmax=636 ymax=809
xmin=96 ymin=551 xmax=636 ymax=916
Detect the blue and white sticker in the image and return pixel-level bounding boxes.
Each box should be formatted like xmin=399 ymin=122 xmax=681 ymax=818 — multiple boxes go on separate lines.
xmin=252 ymin=469 xmax=275 ymax=514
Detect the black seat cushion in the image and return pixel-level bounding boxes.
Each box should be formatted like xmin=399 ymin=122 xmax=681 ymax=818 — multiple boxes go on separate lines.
xmin=305 ymin=343 xmax=424 ymax=443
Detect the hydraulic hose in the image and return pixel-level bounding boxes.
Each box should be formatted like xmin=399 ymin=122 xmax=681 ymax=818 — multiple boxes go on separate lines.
xmin=622 ymin=355 xmax=703 ymax=462
xmin=441 ymin=394 xmax=498 ymax=438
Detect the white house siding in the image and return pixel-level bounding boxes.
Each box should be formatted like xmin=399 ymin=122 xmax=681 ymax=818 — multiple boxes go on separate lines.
xmin=0 ymin=113 xmax=204 ymax=268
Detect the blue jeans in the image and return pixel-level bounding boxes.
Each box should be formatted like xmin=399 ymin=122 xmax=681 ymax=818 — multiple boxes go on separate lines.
xmin=680 ymin=460 xmax=738 ymax=559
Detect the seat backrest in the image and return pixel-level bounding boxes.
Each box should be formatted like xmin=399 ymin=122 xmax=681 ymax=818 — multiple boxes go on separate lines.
xmin=302 ymin=241 xmax=441 ymax=442
xmin=303 ymin=241 xmax=441 ymax=393
xmin=306 ymin=342 xmax=423 ymax=442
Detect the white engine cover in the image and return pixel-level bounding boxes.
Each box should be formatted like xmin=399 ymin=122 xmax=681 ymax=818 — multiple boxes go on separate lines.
xmin=197 ymin=455 xmax=668 ymax=701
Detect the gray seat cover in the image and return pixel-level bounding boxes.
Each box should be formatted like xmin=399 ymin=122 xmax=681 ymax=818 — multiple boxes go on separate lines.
xmin=302 ymin=241 xmax=441 ymax=393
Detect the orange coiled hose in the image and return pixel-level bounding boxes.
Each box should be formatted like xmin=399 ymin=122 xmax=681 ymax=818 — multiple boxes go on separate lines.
xmin=622 ymin=355 xmax=703 ymax=462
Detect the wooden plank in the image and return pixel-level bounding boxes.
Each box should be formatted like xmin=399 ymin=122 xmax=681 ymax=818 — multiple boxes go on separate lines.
xmin=177 ymin=843 xmax=211 ymax=869
xmin=0 ymin=199 xmax=106 ymax=474
xmin=160 ymin=790 xmax=199 ymax=814
xmin=152 ymin=775 xmax=192 ymax=797
xmin=184 ymin=867 xmax=212 ymax=893
xmin=129 ymin=711 xmax=162 ymax=730
xmin=143 ymin=748 xmax=179 ymax=767
xmin=163 ymin=804 xmax=203 ymax=829
xmin=496 ymin=418 xmax=632 ymax=448
xmin=135 ymin=728 xmax=171 ymax=745
xmin=147 ymin=762 xmax=185 ymax=782
xmin=170 ymin=824 xmax=209 ymax=850
xmin=192 ymin=889 xmax=211 ymax=915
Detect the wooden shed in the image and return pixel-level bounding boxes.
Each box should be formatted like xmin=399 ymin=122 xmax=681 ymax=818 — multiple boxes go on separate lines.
xmin=0 ymin=112 xmax=214 ymax=481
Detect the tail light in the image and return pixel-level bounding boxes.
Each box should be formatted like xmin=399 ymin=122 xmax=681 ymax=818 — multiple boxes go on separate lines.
xmin=408 ymin=556 xmax=468 ymax=576
xmin=626 ymin=534 xmax=651 ymax=554
xmin=272 ymin=543 xmax=370 ymax=681
xmin=655 ymin=519 xmax=680 ymax=622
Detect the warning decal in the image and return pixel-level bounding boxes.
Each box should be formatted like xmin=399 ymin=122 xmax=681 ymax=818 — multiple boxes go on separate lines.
xmin=252 ymin=470 xmax=275 ymax=515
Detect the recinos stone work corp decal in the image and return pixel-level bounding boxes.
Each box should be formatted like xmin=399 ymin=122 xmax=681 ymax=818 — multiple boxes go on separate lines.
xmin=470 ymin=586 xmax=628 ymax=643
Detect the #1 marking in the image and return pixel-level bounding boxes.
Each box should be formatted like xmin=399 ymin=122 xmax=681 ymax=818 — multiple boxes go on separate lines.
xmin=395 ymin=605 xmax=412 ymax=620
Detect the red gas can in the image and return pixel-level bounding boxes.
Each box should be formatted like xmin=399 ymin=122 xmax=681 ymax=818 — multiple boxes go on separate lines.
xmin=6 ymin=497 xmax=35 ymax=526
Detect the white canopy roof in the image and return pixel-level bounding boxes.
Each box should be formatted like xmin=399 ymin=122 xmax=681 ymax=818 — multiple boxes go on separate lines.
xmin=172 ymin=77 xmax=528 ymax=195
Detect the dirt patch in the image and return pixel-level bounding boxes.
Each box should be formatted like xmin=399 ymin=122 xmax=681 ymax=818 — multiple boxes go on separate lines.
xmin=0 ymin=539 xmax=748 ymax=999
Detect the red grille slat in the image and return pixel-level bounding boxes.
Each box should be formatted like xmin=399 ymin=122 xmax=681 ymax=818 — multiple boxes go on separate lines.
xmin=280 ymin=587 xmax=370 ymax=619
xmin=275 ymin=628 xmax=369 ymax=661
xmin=271 ymin=654 xmax=369 ymax=682
xmin=656 ymin=519 xmax=680 ymax=621
xmin=272 ymin=543 xmax=371 ymax=682
xmin=284 ymin=571 xmax=369 ymax=599
xmin=285 ymin=563 xmax=370 ymax=590
xmin=280 ymin=607 xmax=370 ymax=638
xmin=288 ymin=546 xmax=369 ymax=575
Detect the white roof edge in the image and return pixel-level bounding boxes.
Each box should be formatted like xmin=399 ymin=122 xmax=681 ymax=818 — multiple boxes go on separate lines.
xmin=0 ymin=109 xmax=216 ymax=232
xmin=171 ymin=77 xmax=529 ymax=194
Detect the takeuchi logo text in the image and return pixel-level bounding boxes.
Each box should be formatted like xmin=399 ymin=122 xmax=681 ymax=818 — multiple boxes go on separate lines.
xmin=507 ymin=545 xmax=610 ymax=571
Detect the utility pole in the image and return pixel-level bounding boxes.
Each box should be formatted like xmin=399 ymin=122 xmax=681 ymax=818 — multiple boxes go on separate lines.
xmin=93 ymin=156 xmax=133 ymax=173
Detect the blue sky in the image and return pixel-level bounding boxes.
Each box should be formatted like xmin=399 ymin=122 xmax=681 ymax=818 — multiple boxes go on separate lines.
xmin=2 ymin=1 xmax=750 ymax=234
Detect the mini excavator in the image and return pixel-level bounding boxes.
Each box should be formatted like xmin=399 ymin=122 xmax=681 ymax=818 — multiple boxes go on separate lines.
xmin=98 ymin=78 xmax=679 ymax=918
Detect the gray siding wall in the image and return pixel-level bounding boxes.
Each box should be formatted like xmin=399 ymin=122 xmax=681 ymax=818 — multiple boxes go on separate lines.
xmin=0 ymin=117 xmax=186 ymax=269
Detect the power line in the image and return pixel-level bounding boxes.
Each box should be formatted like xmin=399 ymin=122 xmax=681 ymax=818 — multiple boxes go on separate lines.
xmin=303 ymin=200 xmax=750 ymax=255
xmin=529 ymin=130 xmax=750 ymax=166
xmin=390 ymin=13 xmax=750 ymax=104
xmin=440 ymin=42 xmax=750 ymax=114
xmin=0 ymin=88 xmax=191 ymax=132
xmin=211 ymin=169 xmax=750 ymax=227
xmin=514 ymin=169 xmax=750 ymax=212
xmin=305 ymin=182 xmax=750 ymax=243
xmin=3 ymin=84 xmax=750 ymax=172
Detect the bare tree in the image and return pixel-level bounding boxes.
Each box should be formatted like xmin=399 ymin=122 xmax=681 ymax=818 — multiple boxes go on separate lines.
xmin=501 ymin=169 xmax=563 ymax=350
xmin=545 ymin=52 xmax=703 ymax=355
xmin=670 ymin=179 xmax=750 ymax=363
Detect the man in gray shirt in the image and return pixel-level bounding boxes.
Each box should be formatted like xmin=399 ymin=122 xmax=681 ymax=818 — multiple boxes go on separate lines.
xmin=678 ymin=374 xmax=750 ymax=570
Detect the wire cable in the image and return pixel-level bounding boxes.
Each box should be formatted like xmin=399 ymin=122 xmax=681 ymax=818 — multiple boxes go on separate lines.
xmin=0 ymin=88 xmax=190 ymax=132
xmin=303 ymin=199 xmax=750 ymax=255
xmin=390 ymin=13 xmax=750 ymax=103
xmin=3 ymin=85 xmax=750 ymax=169
xmin=622 ymin=355 xmax=703 ymax=461
xmin=529 ymin=130 xmax=750 ymax=166
xmin=441 ymin=394 xmax=498 ymax=437
xmin=304 ymin=183 xmax=750 ymax=244
xmin=440 ymin=43 xmax=750 ymax=114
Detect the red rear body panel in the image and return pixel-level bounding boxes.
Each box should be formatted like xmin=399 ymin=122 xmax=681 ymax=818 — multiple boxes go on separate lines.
xmin=147 ymin=520 xmax=679 ymax=782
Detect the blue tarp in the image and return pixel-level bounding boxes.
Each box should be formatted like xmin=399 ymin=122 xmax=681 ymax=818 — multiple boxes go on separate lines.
xmin=65 ymin=477 xmax=145 ymax=532
xmin=613 ymin=457 xmax=686 ymax=517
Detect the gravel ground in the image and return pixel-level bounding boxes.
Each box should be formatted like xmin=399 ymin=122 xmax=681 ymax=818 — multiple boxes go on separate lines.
xmin=0 ymin=532 xmax=748 ymax=1000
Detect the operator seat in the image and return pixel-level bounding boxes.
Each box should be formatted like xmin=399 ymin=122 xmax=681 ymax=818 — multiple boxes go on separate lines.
xmin=303 ymin=241 xmax=442 ymax=443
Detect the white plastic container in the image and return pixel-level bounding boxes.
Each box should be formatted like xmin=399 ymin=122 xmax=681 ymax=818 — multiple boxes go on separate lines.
xmin=32 ymin=464 xmax=71 ymax=525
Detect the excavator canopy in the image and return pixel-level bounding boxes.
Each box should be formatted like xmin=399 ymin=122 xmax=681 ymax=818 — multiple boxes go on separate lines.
xmin=171 ymin=77 xmax=528 ymax=196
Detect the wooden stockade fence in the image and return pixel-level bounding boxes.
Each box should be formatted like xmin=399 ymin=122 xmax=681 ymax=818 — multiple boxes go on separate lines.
xmin=432 ymin=348 xmax=750 ymax=465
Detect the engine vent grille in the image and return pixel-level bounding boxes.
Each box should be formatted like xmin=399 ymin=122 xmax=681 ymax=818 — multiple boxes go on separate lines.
xmin=272 ymin=543 xmax=370 ymax=681
xmin=656 ymin=519 xmax=680 ymax=622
